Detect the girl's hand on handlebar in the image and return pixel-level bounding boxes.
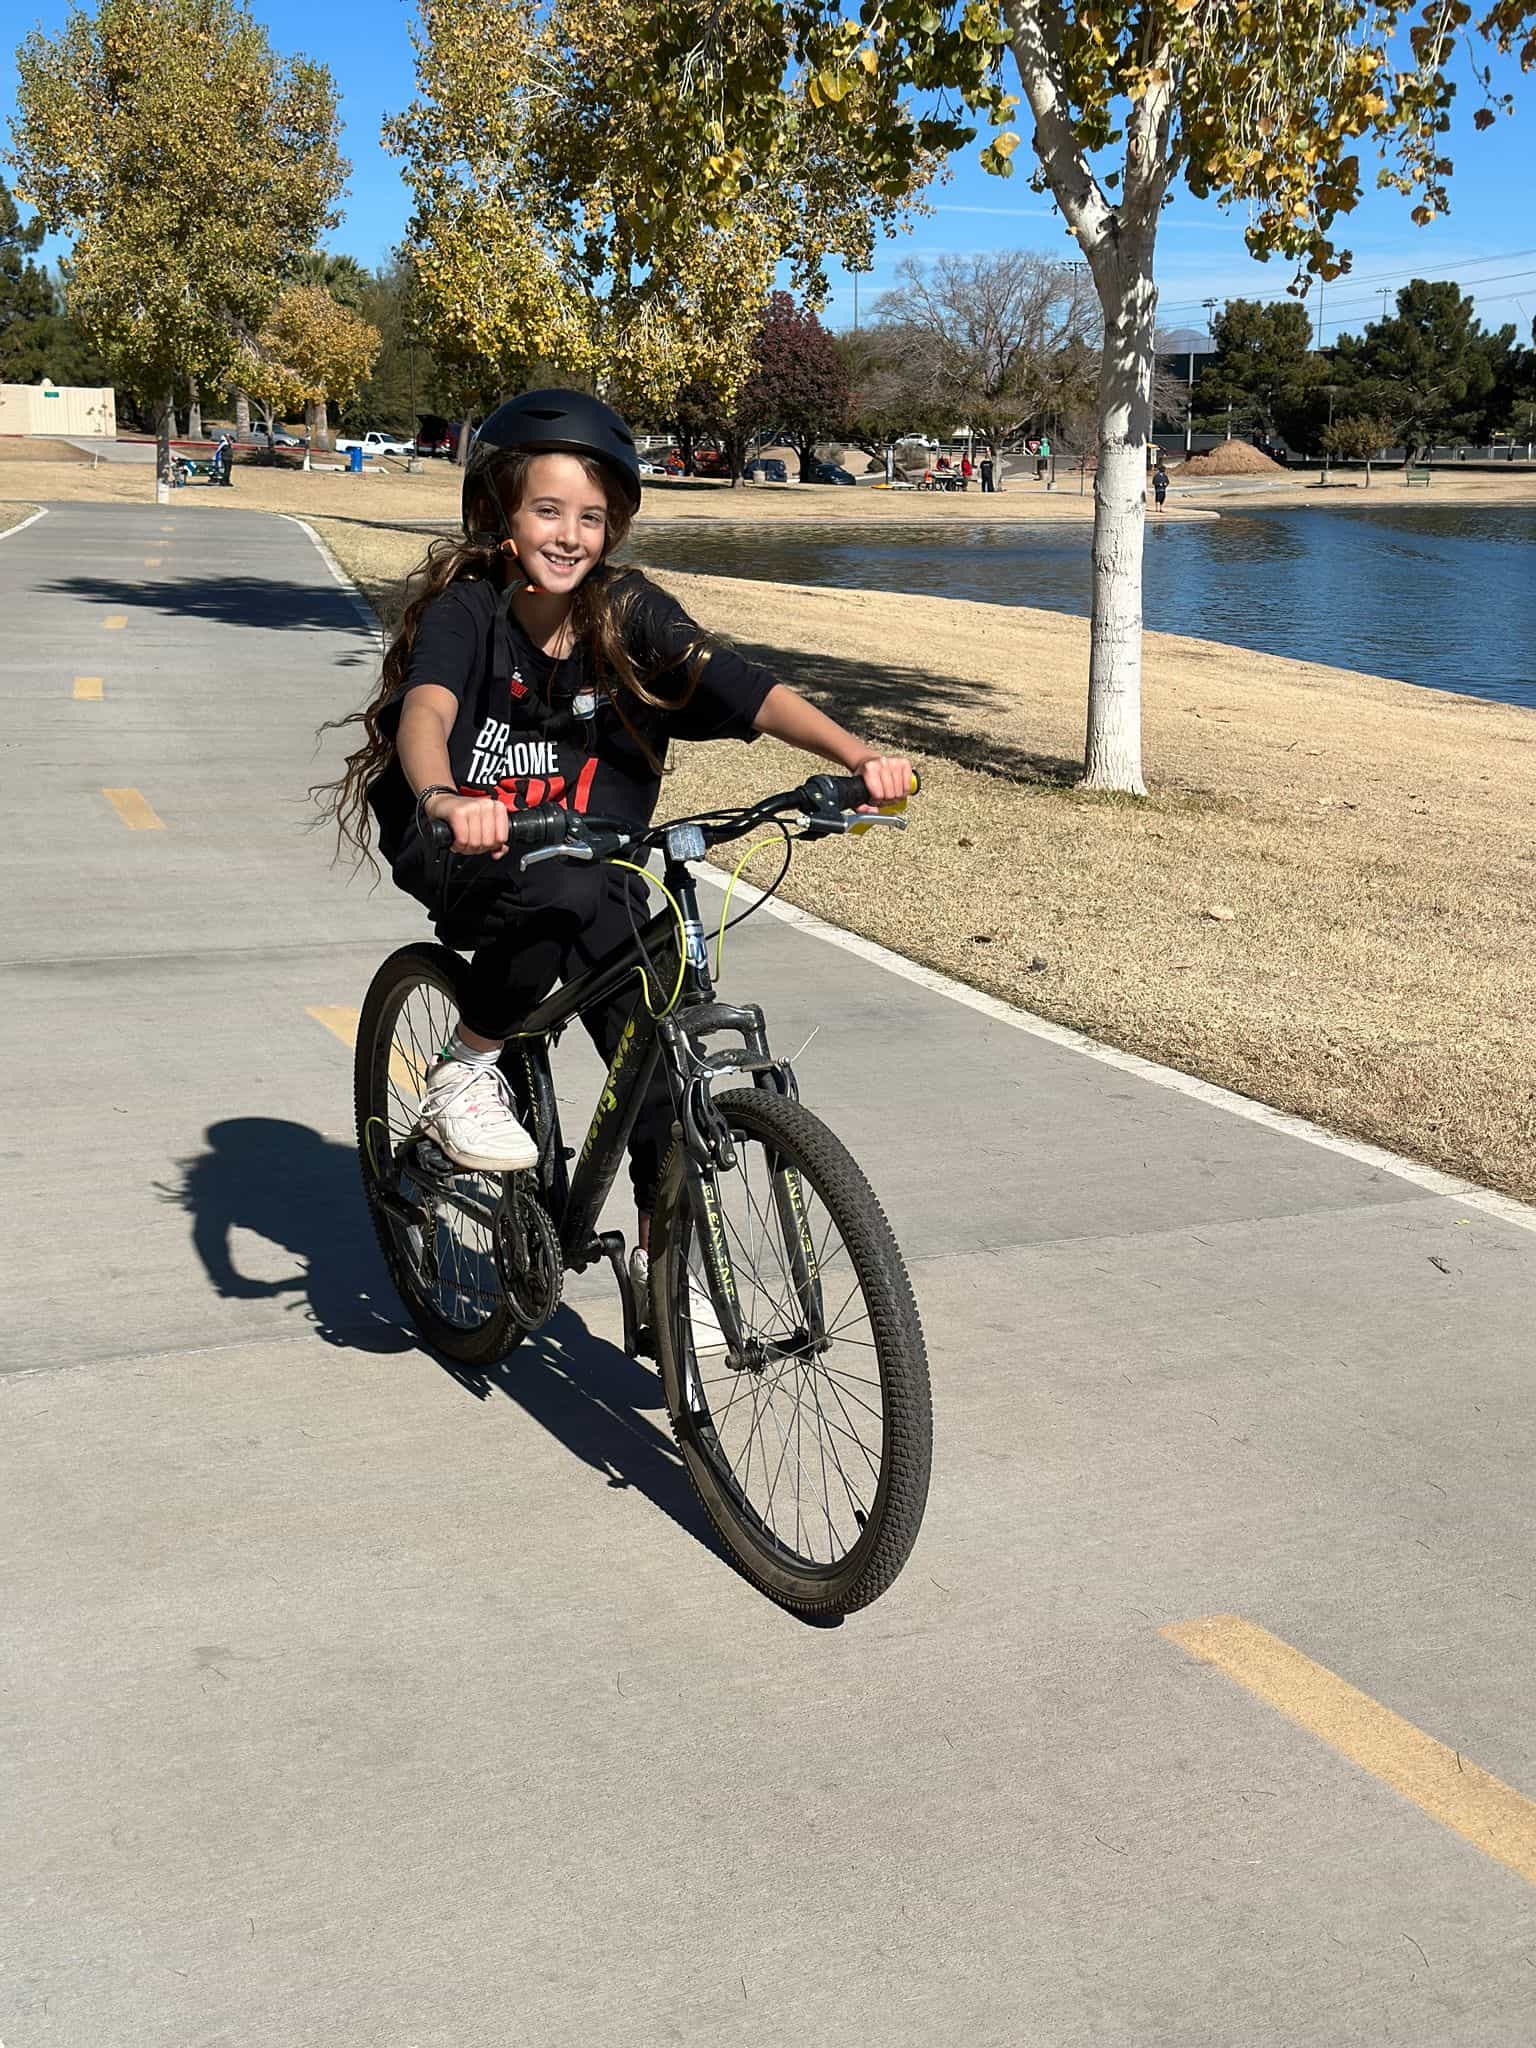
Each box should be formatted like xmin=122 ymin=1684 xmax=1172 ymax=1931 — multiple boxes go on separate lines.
xmin=423 ymin=791 xmax=510 ymax=858
xmin=853 ymin=755 xmax=915 ymax=807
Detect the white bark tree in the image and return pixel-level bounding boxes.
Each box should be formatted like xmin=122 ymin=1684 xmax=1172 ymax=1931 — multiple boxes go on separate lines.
xmin=602 ymin=0 xmax=1534 ymax=792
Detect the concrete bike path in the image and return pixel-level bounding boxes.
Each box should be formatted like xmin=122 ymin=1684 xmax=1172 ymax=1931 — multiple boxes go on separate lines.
xmin=4 ymin=499 xmax=1535 ymax=2047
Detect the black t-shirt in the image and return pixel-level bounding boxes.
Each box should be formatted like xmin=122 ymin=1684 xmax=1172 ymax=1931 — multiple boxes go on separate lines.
xmin=368 ymin=567 xmax=775 ymax=861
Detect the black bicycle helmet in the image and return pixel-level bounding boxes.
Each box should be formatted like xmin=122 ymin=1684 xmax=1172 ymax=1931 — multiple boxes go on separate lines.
xmin=462 ymin=388 xmax=642 ymax=534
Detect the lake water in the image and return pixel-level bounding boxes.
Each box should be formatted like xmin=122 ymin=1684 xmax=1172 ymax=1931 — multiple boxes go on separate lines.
xmin=622 ymin=501 xmax=1536 ymax=708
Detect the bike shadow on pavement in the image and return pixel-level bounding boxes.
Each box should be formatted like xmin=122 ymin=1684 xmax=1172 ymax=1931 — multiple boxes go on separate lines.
xmin=164 ymin=1117 xmax=415 ymax=1356
xmin=169 ymin=1117 xmax=750 ymax=1585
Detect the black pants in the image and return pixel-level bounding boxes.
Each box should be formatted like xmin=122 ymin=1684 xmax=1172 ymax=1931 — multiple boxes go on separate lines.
xmin=404 ymin=850 xmax=673 ymax=1211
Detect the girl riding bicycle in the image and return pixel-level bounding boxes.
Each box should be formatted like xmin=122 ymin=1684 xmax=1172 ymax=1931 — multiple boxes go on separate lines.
xmin=324 ymin=389 xmax=910 ymax=1281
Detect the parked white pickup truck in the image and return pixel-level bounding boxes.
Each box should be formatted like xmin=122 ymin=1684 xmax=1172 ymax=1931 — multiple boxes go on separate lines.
xmin=335 ymin=429 xmax=415 ymax=456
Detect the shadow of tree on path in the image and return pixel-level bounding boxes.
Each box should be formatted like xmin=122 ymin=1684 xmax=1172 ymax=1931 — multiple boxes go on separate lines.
xmin=42 ymin=573 xmax=378 ymax=653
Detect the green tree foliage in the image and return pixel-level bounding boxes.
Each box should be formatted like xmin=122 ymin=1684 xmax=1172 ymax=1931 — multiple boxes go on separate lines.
xmin=9 ymin=0 xmax=346 ymax=475
xmin=1321 ymin=411 xmax=1393 ymax=482
xmin=0 ymin=175 xmax=52 ymax=334
xmin=384 ymin=0 xmax=934 ymax=426
xmin=1333 ymin=279 xmax=1515 ymax=460
xmin=1196 ymin=298 xmax=1330 ymax=449
xmin=341 ymin=259 xmax=442 ymax=433
xmin=0 ymin=176 xmax=111 ymax=386
xmin=243 ymin=284 xmax=381 ymax=449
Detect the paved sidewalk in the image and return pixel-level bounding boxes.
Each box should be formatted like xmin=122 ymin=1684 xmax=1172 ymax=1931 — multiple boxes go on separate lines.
xmin=4 ymin=501 xmax=1535 ymax=2047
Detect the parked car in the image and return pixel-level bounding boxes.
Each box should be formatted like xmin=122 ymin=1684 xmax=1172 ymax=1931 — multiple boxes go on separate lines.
xmin=750 ymin=457 xmax=788 ymax=483
xmin=694 ymin=448 xmax=731 ymax=478
xmin=813 ymin=463 xmax=858 ymax=486
xmin=414 ymin=420 xmax=456 ymax=458
xmin=237 ymin=426 xmax=306 ymax=448
xmin=336 ymin=429 xmax=415 ymax=457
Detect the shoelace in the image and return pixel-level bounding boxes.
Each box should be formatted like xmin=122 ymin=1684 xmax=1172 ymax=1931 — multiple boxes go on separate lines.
xmin=423 ymin=1061 xmax=516 ymax=1124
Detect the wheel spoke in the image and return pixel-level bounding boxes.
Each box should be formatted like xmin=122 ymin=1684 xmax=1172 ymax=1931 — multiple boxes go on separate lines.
xmin=671 ymin=1116 xmax=893 ymax=1574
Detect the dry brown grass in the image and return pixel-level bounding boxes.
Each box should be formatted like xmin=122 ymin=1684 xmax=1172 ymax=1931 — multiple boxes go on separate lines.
xmin=0 ymin=438 xmax=90 ymax=466
xmin=316 ymin=512 xmax=1536 ymax=1204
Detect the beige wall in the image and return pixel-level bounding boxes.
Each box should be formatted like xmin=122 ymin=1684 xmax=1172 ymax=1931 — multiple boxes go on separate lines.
xmin=0 ymin=381 xmax=117 ymax=438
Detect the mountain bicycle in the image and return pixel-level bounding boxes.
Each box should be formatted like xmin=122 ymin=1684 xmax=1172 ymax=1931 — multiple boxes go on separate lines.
xmin=353 ymin=774 xmax=932 ymax=1615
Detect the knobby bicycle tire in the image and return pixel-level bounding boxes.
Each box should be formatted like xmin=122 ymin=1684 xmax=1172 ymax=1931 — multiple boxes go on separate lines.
xmin=354 ymin=942 xmax=525 ymax=1369
xmin=650 ymin=1087 xmax=932 ymax=1616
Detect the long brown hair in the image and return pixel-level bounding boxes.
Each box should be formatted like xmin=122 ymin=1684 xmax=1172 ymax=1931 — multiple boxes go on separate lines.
xmin=316 ymin=448 xmax=701 ymax=865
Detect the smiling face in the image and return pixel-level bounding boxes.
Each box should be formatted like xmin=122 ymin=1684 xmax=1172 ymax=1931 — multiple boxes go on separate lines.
xmin=504 ymin=453 xmax=612 ymax=595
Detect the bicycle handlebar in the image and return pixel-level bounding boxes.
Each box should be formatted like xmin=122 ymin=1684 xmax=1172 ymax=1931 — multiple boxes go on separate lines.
xmin=422 ymin=768 xmax=919 ymax=859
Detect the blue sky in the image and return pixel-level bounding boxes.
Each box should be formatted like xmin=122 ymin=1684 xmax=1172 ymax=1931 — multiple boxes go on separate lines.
xmin=4 ymin=0 xmax=1533 ymax=347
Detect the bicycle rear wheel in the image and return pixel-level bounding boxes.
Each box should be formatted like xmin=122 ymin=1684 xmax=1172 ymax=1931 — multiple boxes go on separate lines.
xmin=354 ymin=943 xmax=523 ymax=1368
xmin=650 ymin=1087 xmax=932 ymax=1615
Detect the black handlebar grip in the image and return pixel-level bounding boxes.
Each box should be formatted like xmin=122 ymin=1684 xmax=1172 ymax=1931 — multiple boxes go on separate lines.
xmin=506 ymin=806 xmax=573 ymax=848
xmin=819 ymin=768 xmax=922 ymax=810
xmin=424 ymin=803 xmax=571 ymax=856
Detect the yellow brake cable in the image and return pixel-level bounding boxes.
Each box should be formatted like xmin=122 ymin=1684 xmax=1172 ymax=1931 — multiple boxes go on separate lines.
xmin=610 ymin=857 xmax=690 ymax=1017
xmin=714 ymin=833 xmax=793 ymax=983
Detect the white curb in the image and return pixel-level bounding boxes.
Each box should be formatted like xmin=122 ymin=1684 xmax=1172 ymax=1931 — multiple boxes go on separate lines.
xmin=1 ymin=506 xmax=48 ymax=542
xmin=282 ymin=513 xmax=385 ymax=643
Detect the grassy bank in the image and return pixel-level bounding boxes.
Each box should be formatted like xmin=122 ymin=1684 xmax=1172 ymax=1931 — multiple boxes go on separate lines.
xmin=315 ymin=511 xmax=1536 ymax=1207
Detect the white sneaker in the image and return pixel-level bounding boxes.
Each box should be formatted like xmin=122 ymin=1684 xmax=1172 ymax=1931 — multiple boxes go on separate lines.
xmin=630 ymin=1248 xmax=728 ymax=1354
xmin=417 ymin=1056 xmax=538 ymax=1174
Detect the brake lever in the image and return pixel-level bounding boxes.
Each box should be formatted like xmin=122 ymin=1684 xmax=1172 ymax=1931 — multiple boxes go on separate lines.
xmin=523 ymin=841 xmax=596 ymax=867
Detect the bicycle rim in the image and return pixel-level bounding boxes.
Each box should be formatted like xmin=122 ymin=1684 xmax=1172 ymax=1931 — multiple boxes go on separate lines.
xmin=656 ymin=1089 xmax=930 ymax=1612
xmin=361 ymin=957 xmax=506 ymax=1339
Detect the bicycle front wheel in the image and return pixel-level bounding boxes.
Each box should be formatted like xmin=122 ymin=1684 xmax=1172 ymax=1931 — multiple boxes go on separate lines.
xmin=650 ymin=1088 xmax=932 ymax=1616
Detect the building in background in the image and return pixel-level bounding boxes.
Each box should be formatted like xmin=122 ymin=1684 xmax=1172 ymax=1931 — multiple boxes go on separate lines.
xmin=0 ymin=378 xmax=116 ymax=438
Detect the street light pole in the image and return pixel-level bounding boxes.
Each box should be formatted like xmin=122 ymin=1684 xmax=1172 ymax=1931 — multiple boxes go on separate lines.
xmin=1185 ymin=348 xmax=1195 ymax=457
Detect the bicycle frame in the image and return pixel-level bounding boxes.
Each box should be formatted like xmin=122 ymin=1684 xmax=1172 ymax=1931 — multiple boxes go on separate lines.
xmin=505 ymin=854 xmax=793 ymax=1286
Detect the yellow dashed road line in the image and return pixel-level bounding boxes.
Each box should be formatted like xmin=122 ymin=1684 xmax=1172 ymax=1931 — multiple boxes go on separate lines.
xmin=308 ymin=1005 xmax=425 ymax=1097
xmin=1164 ymin=1616 xmax=1536 ymax=1887
xmin=73 ymin=677 xmax=103 ymax=701
xmin=143 ymin=557 xmax=162 ymax=567
xmin=102 ymin=615 xmax=127 ymax=630
xmin=102 ymin=788 xmax=165 ymax=831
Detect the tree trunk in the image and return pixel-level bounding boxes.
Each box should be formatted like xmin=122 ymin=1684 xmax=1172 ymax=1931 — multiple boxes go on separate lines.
xmin=1081 ymin=252 xmax=1155 ymax=796
xmin=187 ymin=376 xmax=203 ymax=441
xmin=456 ymin=417 xmax=473 ymax=467
xmin=313 ymin=397 xmax=330 ymax=452
xmin=155 ymin=391 xmax=174 ymax=502
xmin=235 ymin=391 xmax=251 ymax=436
xmin=797 ymin=439 xmax=816 ymax=482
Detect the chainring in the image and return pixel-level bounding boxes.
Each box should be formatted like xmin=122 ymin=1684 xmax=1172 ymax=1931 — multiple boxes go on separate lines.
xmin=494 ymin=1183 xmax=563 ymax=1330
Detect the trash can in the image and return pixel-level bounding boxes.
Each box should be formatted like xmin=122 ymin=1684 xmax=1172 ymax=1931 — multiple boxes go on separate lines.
xmin=348 ymin=446 xmax=363 ymax=475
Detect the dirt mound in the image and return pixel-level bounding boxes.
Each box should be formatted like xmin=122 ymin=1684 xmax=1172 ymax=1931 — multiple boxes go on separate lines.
xmin=1178 ymin=441 xmax=1287 ymax=478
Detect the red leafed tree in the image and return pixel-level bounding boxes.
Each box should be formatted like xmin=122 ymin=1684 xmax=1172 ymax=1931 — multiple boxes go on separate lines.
xmin=742 ymin=292 xmax=850 ymax=480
